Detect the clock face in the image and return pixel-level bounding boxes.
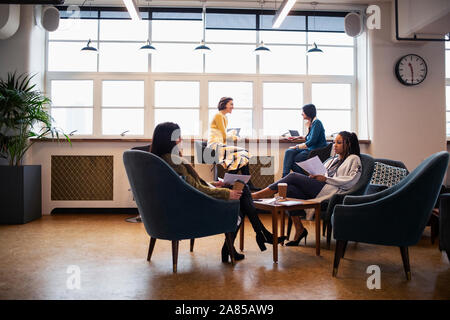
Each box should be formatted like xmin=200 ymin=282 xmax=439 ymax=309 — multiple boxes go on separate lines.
xmin=395 ymin=54 xmax=427 ymax=86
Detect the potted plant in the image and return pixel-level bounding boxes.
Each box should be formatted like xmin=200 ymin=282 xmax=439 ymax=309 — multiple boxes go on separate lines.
xmin=0 ymin=72 xmax=69 ymax=224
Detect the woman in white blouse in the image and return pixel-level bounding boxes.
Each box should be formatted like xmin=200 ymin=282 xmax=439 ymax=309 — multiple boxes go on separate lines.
xmin=252 ymin=131 xmax=362 ymax=246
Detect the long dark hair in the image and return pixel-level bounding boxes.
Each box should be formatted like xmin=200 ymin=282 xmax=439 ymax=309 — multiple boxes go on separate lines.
xmin=338 ymin=131 xmax=360 ymax=160
xmin=151 ymin=122 xmax=181 ymax=157
xmin=218 ymin=97 xmax=233 ymax=111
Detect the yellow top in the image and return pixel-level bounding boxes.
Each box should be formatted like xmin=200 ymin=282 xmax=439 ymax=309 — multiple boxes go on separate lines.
xmin=208 ymin=112 xmax=228 ymax=145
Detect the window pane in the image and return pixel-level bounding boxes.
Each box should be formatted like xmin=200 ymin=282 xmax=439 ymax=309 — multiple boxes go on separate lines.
xmin=102 ymin=109 xmax=144 ymax=135
xmin=308 ymin=32 xmax=354 ymax=46
xmin=102 ymin=81 xmax=144 ymax=107
xmin=48 ymin=42 xmax=97 ymax=72
xmin=209 ymin=109 xmax=253 ymax=137
xmin=51 ymin=80 xmax=93 ymax=106
xmin=100 ymin=20 xmax=148 ymax=41
xmin=312 ymin=83 xmax=351 ymax=109
xmin=263 ymin=110 xmax=303 ymax=136
xmin=208 ymin=82 xmax=252 ymax=108
xmin=154 ymin=109 xmax=199 ymax=136
xmin=446 ymin=51 xmax=450 ymax=79
xmin=308 ymin=47 xmax=354 ymax=75
xmin=52 ymin=108 xmax=93 ymax=135
xmin=205 ymin=44 xmax=256 ymax=74
xmin=260 ymin=46 xmax=306 ymax=74
xmin=99 ymin=43 xmax=148 ymax=72
xmin=446 ymin=86 xmax=450 ymax=111
xmin=49 ymin=19 xmax=98 ymax=41
xmin=263 ymin=83 xmax=303 ymax=108
xmin=151 ymin=43 xmax=203 ymax=73
xmin=317 ymin=110 xmax=351 ymax=136
xmin=260 ymin=31 xmax=306 ymax=44
xmin=152 ymin=20 xmax=202 ymax=42
xmin=154 ymin=81 xmax=199 ymax=107
xmin=205 ymin=29 xmax=256 ymax=43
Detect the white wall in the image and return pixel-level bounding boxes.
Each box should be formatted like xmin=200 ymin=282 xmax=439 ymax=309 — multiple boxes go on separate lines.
xmin=0 ymin=5 xmax=45 ymax=88
xmin=368 ymin=2 xmax=447 ymax=174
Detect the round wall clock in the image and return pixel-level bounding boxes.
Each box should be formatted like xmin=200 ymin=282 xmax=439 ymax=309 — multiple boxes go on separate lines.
xmin=395 ymin=54 xmax=427 ymax=86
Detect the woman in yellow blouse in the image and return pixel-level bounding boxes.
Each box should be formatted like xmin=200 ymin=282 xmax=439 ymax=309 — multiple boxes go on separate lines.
xmin=208 ymin=97 xmax=257 ymax=190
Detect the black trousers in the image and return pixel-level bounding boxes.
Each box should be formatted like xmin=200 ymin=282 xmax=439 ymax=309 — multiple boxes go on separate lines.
xmin=228 ymin=184 xmax=265 ymax=234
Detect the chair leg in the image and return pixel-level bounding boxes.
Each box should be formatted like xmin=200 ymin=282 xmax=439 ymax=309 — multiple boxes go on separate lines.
xmin=172 ymin=240 xmax=179 ymax=273
xmin=190 ymin=239 xmax=195 ymax=252
xmin=147 ymin=237 xmax=157 ymax=262
xmin=430 ymin=214 xmax=439 ymax=245
xmin=225 ymin=232 xmax=235 ymax=265
xmin=400 ymin=246 xmax=411 ymax=280
xmin=287 ymin=216 xmax=292 ymax=241
xmin=322 ymin=220 xmax=327 ymax=237
xmin=326 ymin=221 xmax=332 ymax=250
xmin=333 ymin=240 xmax=346 ymax=277
xmin=239 ymin=220 xmax=244 ymax=251
xmin=341 ymin=241 xmax=348 ymax=258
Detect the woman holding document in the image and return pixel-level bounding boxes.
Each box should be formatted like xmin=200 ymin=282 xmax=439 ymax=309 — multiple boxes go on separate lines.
xmin=282 ymin=104 xmax=327 ymax=177
xmin=252 ymin=131 xmax=362 ymax=246
xmin=151 ymin=122 xmax=285 ymax=263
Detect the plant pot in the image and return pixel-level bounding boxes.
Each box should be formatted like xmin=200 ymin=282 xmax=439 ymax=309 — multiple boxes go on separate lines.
xmin=0 ymin=165 xmax=42 ymax=224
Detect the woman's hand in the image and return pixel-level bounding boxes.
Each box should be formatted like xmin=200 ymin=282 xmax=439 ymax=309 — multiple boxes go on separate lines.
xmin=297 ymin=143 xmax=307 ymax=150
xmin=229 ymin=190 xmax=242 ymax=200
xmin=211 ymin=181 xmax=225 ymax=187
xmin=310 ymin=175 xmax=327 ymax=182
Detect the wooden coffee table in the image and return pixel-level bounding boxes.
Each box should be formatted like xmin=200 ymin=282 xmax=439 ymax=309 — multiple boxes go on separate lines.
xmin=253 ymin=198 xmax=322 ymax=263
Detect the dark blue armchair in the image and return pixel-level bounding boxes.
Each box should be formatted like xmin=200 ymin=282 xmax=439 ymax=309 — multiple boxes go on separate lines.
xmin=332 ymin=151 xmax=449 ymax=280
xmin=123 ymin=150 xmax=240 ymax=273
xmin=439 ymin=193 xmax=450 ymax=261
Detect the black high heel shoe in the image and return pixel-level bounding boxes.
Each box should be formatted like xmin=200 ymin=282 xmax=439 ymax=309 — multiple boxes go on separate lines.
xmin=255 ymin=229 xmax=287 ymax=252
xmin=221 ymin=243 xmax=245 ymax=263
xmin=286 ymin=228 xmax=308 ymax=247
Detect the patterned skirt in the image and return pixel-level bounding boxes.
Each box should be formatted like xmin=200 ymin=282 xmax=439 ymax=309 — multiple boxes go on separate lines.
xmin=208 ymin=142 xmax=250 ymax=171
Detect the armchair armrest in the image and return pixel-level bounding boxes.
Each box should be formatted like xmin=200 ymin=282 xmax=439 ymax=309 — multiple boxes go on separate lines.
xmin=367 ymin=184 xmax=388 ymax=194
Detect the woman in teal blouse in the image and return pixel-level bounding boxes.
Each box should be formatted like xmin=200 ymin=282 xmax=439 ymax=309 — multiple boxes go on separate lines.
xmin=282 ymin=104 xmax=327 ymax=177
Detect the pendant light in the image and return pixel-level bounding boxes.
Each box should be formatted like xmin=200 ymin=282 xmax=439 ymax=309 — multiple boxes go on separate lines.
xmin=140 ymin=0 xmax=156 ymax=53
xmin=307 ymin=2 xmax=323 ymax=55
xmin=254 ymin=0 xmax=271 ymax=55
xmin=194 ymin=1 xmax=211 ymax=53
xmin=81 ymin=0 xmax=98 ymax=54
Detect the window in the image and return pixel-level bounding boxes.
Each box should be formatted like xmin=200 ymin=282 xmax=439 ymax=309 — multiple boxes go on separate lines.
xmin=47 ymin=8 xmax=357 ymax=138
xmin=263 ymin=83 xmax=303 ymax=136
xmin=102 ymin=81 xmax=145 ymax=135
xmin=50 ymin=80 xmax=93 ymax=135
xmin=312 ymin=83 xmax=351 ymax=136
xmin=208 ymin=82 xmax=253 ymax=137
xmin=154 ymin=81 xmax=200 ymax=136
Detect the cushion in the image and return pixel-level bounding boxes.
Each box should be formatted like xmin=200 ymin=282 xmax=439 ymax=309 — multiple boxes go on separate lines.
xmin=370 ymin=162 xmax=408 ymax=187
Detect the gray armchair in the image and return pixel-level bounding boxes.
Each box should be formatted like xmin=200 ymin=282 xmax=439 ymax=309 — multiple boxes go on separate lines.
xmin=123 ymin=150 xmax=240 ymax=273
xmin=332 ymin=151 xmax=449 ymax=280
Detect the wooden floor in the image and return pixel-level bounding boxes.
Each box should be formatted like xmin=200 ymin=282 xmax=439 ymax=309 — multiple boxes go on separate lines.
xmin=0 ymin=214 xmax=449 ymax=300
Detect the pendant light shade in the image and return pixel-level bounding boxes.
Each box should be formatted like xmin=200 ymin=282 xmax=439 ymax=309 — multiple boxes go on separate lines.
xmin=306 ymin=42 xmax=323 ymax=54
xmin=194 ymin=40 xmax=211 ymax=53
xmin=254 ymin=41 xmax=271 ymax=55
xmin=140 ymin=39 xmax=156 ymax=53
xmin=81 ymin=39 xmax=98 ymax=53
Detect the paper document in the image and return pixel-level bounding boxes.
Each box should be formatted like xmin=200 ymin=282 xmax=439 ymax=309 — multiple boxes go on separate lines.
xmin=223 ymin=173 xmax=251 ymax=185
xmin=295 ymin=155 xmax=327 ymax=176
xmin=253 ymin=198 xmax=304 ymax=206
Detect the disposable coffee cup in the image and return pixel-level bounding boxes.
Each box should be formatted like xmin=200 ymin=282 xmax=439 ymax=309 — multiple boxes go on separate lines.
xmin=278 ymin=183 xmax=287 ymax=199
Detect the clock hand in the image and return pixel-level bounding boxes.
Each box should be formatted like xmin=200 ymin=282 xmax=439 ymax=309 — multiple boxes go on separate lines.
xmin=408 ymin=62 xmax=414 ymax=83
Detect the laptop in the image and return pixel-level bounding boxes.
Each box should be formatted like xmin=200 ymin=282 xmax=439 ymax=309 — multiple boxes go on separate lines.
xmin=227 ymin=128 xmax=241 ymax=137
xmin=288 ymin=130 xmax=300 ymax=137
